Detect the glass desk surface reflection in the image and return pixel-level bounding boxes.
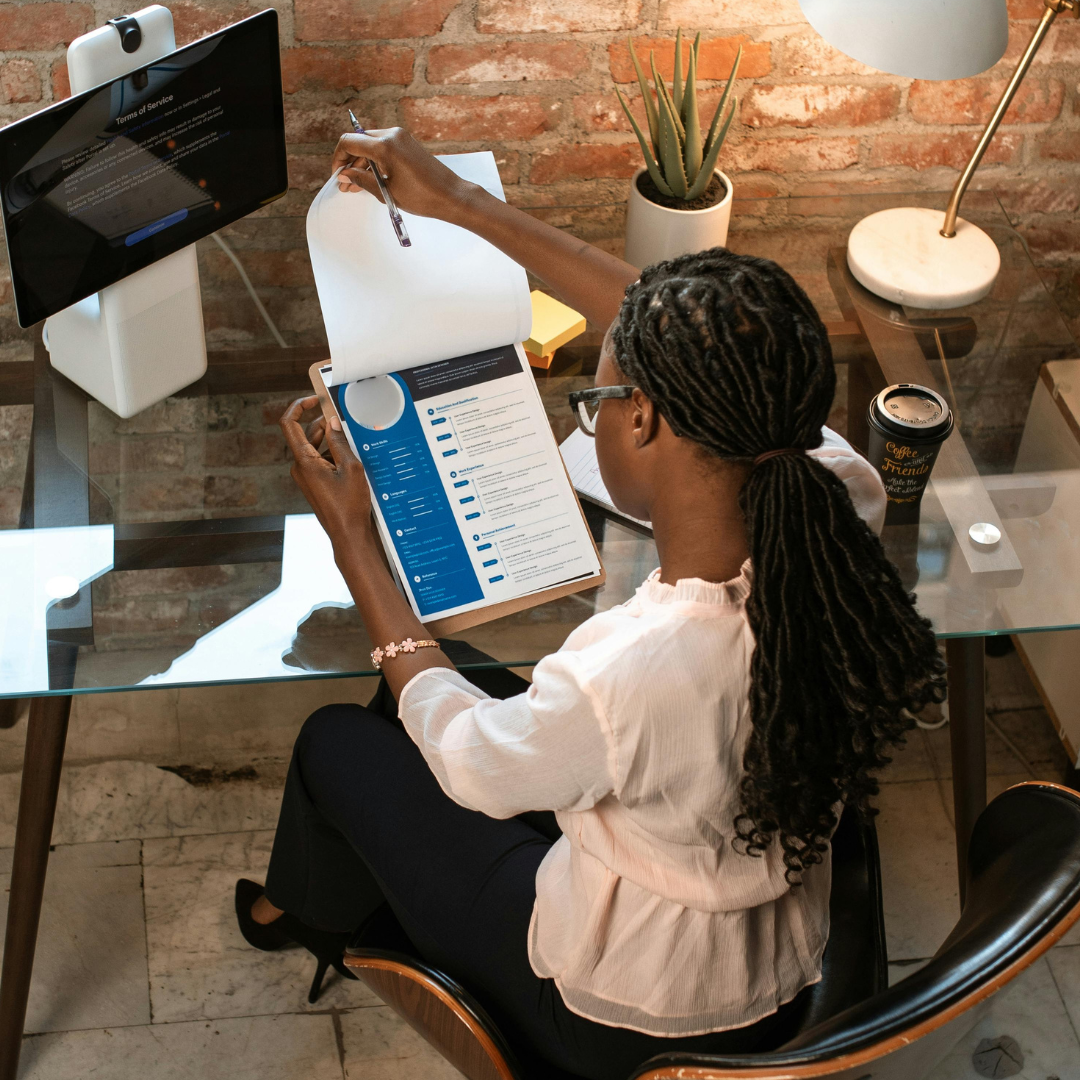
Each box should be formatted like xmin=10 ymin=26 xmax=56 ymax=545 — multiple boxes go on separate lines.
xmin=1 ymin=190 xmax=1079 ymax=701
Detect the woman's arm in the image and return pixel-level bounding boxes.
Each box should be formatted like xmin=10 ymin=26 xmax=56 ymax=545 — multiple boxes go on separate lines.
xmin=401 ymin=652 xmax=615 ymax=818
xmin=280 ymin=397 xmax=457 ymax=699
xmin=282 ymin=127 xmax=635 ymax=690
xmin=279 ymin=400 xmax=617 ymax=821
xmin=331 ymin=128 xmax=639 ymax=329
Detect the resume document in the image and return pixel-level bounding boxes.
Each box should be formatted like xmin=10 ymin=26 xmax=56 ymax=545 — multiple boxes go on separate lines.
xmin=307 ymin=152 xmax=602 ymax=627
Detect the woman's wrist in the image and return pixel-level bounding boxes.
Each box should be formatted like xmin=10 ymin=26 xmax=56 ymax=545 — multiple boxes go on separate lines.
xmin=332 ymin=518 xmax=382 ymax=570
xmin=446 ymin=180 xmax=502 ymax=231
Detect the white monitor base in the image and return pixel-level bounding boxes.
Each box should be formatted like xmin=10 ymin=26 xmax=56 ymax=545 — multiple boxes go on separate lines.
xmin=847 ymin=206 xmax=1001 ymax=310
xmin=44 ymin=245 xmax=206 ymax=419
xmin=44 ymin=4 xmax=207 ymax=418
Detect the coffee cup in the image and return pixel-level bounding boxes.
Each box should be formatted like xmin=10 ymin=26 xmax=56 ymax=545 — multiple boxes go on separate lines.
xmin=866 ymin=383 xmax=954 ymax=526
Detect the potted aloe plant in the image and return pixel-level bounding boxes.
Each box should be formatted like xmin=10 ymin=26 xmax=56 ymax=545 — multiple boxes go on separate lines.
xmin=617 ymin=30 xmax=741 ymax=268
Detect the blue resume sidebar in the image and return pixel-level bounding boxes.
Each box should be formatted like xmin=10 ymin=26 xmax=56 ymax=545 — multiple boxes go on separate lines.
xmin=334 ymin=377 xmax=484 ymax=617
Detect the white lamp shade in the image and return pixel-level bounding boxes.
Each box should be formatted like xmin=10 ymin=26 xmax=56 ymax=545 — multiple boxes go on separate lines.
xmin=798 ymin=0 xmax=1008 ymax=80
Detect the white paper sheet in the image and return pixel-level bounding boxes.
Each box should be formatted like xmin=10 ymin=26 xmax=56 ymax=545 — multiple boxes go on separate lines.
xmin=306 ymin=151 xmax=532 ymax=385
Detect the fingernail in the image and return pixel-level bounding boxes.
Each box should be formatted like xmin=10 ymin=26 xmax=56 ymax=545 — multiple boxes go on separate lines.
xmin=330 ymin=416 xmax=342 ymax=431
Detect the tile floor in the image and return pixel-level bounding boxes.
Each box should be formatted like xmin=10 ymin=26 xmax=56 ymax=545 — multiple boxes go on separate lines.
xmin=1 ymin=646 xmax=1078 ymax=1079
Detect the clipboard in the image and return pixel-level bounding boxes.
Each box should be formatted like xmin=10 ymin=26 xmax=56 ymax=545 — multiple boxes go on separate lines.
xmin=308 ymin=360 xmax=606 ymax=637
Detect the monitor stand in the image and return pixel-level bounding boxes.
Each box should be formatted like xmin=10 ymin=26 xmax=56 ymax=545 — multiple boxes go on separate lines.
xmin=43 ymin=5 xmax=208 ymax=419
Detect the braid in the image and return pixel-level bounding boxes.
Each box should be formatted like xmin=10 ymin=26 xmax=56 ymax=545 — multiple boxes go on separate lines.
xmin=612 ymin=249 xmax=946 ymax=881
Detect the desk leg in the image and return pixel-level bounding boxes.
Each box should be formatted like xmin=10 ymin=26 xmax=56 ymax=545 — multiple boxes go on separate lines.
xmin=0 ymin=701 xmax=19 ymax=730
xmin=0 ymin=695 xmax=72 ymax=1080
xmin=846 ymin=353 xmax=874 ymax=456
xmin=945 ymin=638 xmax=987 ymax=908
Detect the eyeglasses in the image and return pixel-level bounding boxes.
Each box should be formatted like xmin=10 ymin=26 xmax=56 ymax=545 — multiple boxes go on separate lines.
xmin=567 ymin=386 xmax=635 ymax=437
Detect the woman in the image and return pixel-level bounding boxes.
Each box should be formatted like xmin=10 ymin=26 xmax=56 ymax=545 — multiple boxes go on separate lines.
xmin=236 ymin=129 xmax=945 ymax=1080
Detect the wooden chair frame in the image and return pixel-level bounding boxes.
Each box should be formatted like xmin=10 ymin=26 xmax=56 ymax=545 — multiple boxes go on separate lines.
xmin=344 ymin=948 xmax=523 ymax=1080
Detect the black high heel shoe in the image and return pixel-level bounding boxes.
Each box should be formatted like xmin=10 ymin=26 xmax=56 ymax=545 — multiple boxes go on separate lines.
xmin=234 ymin=878 xmax=358 ymax=1003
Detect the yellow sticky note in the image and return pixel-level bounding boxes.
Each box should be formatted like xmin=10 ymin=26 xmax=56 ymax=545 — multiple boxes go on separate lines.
xmin=524 ymin=290 xmax=587 ymax=358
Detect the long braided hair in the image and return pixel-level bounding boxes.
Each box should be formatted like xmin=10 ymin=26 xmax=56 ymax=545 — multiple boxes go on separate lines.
xmin=611 ymin=249 xmax=946 ymax=881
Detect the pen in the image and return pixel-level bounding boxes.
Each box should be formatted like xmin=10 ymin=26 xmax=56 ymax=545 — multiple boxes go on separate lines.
xmin=348 ymin=110 xmax=411 ymax=248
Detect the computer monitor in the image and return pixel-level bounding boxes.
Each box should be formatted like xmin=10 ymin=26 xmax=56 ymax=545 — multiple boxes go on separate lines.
xmin=0 ymin=8 xmax=288 ymax=329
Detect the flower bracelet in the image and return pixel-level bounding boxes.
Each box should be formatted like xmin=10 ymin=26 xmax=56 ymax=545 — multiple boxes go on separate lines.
xmin=370 ymin=637 xmax=439 ymax=670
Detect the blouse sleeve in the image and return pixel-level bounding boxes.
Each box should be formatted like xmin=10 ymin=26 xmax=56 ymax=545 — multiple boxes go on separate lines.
xmin=396 ymin=651 xmax=617 ymax=818
xmin=810 ymin=425 xmax=887 ymax=534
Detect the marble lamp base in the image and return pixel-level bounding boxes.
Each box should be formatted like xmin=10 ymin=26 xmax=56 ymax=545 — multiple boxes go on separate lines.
xmin=847 ymin=206 xmax=1001 ymax=310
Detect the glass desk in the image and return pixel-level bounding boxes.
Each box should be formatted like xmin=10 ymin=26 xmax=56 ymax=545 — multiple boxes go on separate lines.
xmin=1 ymin=191 xmax=1078 ymax=1078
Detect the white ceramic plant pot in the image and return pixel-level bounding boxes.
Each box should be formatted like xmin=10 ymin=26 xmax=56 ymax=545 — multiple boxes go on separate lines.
xmin=623 ymin=167 xmax=734 ymax=270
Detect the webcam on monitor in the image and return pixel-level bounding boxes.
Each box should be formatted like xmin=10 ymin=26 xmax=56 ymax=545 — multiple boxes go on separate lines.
xmin=0 ymin=6 xmax=288 ymax=417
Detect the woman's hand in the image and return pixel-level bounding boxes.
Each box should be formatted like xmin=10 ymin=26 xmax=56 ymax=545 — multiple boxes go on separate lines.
xmin=279 ymin=396 xmax=378 ymax=559
xmin=280 ymin=395 xmax=455 ymax=696
xmin=331 ymin=127 xmax=481 ymax=224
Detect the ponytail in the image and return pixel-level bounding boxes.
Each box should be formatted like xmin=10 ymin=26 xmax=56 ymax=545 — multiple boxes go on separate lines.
xmin=612 ymin=249 xmax=946 ymax=880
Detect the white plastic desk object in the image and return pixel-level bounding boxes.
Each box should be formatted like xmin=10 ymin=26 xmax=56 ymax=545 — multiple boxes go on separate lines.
xmin=42 ymin=5 xmax=207 ymax=419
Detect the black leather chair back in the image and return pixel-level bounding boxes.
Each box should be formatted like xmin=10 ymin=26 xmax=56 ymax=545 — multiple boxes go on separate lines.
xmin=631 ymin=782 xmax=1080 ymax=1080
xmin=767 ymin=804 xmax=888 ymax=1042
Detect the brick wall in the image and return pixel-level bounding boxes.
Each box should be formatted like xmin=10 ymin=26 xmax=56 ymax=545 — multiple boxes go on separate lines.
xmin=0 ymin=0 xmax=1078 ymax=358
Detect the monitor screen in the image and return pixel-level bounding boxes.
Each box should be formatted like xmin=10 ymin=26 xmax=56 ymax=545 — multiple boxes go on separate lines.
xmin=0 ymin=9 xmax=288 ymax=328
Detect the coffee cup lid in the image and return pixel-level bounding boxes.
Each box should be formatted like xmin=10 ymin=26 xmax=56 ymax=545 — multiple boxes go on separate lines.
xmin=871 ymin=384 xmax=952 ymax=438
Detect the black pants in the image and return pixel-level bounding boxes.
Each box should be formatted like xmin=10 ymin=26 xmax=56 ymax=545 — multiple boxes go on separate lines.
xmin=264 ymin=651 xmax=795 ymax=1080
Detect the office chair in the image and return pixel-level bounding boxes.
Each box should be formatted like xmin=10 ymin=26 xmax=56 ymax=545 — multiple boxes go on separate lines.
xmin=344 ymin=782 xmax=1080 ymax=1080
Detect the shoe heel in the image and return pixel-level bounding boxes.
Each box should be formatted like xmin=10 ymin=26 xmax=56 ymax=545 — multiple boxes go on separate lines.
xmin=308 ymin=957 xmax=330 ymax=1004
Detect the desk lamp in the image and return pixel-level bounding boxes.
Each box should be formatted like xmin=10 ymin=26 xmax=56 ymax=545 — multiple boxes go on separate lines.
xmin=799 ymin=0 xmax=1079 ymax=309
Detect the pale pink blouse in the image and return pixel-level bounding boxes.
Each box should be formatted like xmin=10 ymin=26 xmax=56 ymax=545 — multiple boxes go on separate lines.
xmin=397 ymin=429 xmax=885 ymax=1035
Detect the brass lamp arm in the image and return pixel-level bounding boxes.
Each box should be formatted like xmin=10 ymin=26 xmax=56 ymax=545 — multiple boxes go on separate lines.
xmin=941 ymin=0 xmax=1077 ymax=239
